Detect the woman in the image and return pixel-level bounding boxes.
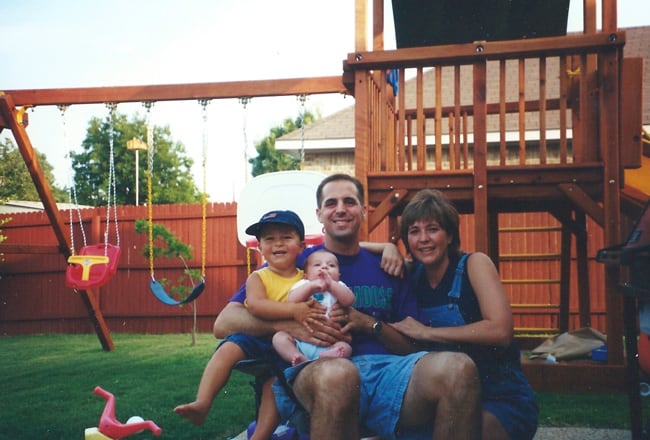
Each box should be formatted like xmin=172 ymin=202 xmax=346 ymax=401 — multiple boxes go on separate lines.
xmin=391 ymin=189 xmax=538 ymax=440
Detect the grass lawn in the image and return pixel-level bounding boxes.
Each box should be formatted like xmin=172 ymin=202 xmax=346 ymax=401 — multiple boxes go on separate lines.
xmin=0 ymin=333 xmax=647 ymax=439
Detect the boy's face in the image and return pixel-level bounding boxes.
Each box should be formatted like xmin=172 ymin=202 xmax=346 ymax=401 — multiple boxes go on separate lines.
xmin=257 ymin=224 xmax=304 ymax=270
xmin=305 ymin=251 xmax=340 ymax=281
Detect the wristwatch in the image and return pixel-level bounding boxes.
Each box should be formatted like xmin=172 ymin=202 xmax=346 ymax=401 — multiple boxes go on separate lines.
xmin=371 ymin=320 xmax=383 ymax=337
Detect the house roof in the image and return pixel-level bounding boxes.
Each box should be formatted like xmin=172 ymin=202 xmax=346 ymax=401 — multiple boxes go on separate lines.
xmin=278 ymin=26 xmax=650 ymax=151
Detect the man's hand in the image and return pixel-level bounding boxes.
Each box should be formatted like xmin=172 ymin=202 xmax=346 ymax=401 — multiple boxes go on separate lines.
xmin=292 ymin=298 xmax=327 ymax=331
xmin=286 ymin=317 xmax=351 ymax=346
xmin=380 ymin=243 xmax=405 ymax=278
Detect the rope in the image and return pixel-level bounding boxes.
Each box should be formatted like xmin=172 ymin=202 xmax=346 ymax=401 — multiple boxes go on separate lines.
xmin=144 ymin=102 xmax=155 ymax=279
xmin=199 ymin=99 xmax=210 ymax=278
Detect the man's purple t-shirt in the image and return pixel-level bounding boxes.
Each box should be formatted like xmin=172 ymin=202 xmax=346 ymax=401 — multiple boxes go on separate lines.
xmin=228 ymin=244 xmax=417 ymax=356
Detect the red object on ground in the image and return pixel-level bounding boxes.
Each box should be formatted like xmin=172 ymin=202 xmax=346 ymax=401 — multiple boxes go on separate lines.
xmin=93 ymin=386 xmax=162 ymax=439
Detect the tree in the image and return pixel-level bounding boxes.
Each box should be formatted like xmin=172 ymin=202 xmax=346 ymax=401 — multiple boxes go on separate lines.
xmin=134 ymin=219 xmax=202 ymax=344
xmin=71 ymin=113 xmax=201 ymax=206
xmin=0 ymin=137 xmax=67 ymax=201
xmin=249 ymin=110 xmax=316 ymax=177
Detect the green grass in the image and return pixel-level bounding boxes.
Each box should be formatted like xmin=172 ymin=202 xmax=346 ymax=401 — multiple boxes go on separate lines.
xmin=0 ymin=333 xmax=255 ymax=440
xmin=0 ymin=333 xmax=646 ymax=439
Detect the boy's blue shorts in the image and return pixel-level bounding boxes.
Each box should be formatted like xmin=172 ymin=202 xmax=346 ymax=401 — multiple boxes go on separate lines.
xmin=217 ymin=332 xmax=276 ymax=359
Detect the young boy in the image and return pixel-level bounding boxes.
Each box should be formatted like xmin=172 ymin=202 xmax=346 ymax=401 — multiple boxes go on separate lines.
xmin=272 ymin=249 xmax=354 ymax=366
xmin=174 ymin=209 xmax=315 ymax=439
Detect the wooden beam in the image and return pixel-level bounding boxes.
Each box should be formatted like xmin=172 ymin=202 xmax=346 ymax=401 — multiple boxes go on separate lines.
xmin=523 ymin=361 xmax=626 ymax=393
xmin=557 ymin=183 xmax=605 ymax=226
xmin=0 ymin=244 xmax=60 ymax=254
xmin=4 ymin=76 xmax=347 ymax=107
xmin=367 ymin=189 xmax=409 ymax=233
xmin=345 ymin=32 xmax=626 ymax=71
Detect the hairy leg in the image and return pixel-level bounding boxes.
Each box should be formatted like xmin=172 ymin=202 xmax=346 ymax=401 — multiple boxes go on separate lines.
xmin=399 ymin=352 xmax=481 ymax=440
xmin=293 ymin=358 xmax=360 ymax=440
xmin=174 ymin=341 xmax=246 ymax=425
xmin=272 ymin=331 xmax=307 ymax=366
xmin=318 ymin=341 xmax=352 ymax=359
xmin=250 ymin=378 xmax=281 ymax=440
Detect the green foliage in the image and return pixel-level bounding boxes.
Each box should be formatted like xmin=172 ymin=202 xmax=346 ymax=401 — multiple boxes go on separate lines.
xmin=249 ymin=110 xmax=317 ymax=177
xmin=0 ymin=136 xmax=67 ymax=201
xmin=134 ymin=219 xmax=202 ymax=304
xmin=0 ymin=210 xmax=9 ymax=280
xmin=71 ymin=113 xmax=202 ymax=206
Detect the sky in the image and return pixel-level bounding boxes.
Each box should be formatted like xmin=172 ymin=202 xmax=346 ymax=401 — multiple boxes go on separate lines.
xmin=1 ymin=0 xmax=648 ymax=202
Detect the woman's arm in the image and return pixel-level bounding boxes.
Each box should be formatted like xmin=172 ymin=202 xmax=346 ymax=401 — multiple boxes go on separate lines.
xmin=338 ymin=307 xmax=417 ymax=355
xmin=390 ymin=252 xmax=514 ymax=347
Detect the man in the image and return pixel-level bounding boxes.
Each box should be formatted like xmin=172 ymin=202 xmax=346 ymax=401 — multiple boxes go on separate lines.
xmin=214 ymin=174 xmax=481 ymax=439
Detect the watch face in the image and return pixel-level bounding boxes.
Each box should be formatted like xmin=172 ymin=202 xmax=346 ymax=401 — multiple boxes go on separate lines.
xmin=372 ymin=321 xmax=383 ymax=335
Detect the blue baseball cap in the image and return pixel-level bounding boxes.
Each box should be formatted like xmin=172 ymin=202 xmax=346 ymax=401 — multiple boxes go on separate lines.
xmin=245 ymin=210 xmax=305 ymax=241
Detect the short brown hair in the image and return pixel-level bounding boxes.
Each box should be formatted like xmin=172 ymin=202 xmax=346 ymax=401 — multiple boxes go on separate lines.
xmin=399 ymin=189 xmax=461 ymax=257
xmin=316 ymin=174 xmax=365 ymax=208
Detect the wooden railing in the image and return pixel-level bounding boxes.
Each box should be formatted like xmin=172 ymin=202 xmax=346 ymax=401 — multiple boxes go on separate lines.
xmin=346 ymin=31 xmax=626 ymax=178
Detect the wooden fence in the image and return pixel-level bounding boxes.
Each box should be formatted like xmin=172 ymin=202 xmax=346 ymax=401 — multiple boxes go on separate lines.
xmin=0 ymin=203 xmax=605 ymax=336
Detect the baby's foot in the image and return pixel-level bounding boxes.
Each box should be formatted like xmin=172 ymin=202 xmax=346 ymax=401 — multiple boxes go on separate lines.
xmin=291 ymin=353 xmax=308 ymax=366
xmin=173 ymin=401 xmax=209 ymax=426
xmin=319 ymin=346 xmax=346 ymax=359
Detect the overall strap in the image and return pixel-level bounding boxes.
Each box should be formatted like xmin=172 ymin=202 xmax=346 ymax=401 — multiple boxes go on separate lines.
xmin=448 ymin=253 xmax=469 ymax=299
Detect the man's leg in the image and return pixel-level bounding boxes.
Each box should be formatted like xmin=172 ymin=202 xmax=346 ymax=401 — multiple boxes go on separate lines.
xmin=292 ymin=358 xmax=360 ymax=440
xmin=399 ymin=351 xmax=481 ymax=440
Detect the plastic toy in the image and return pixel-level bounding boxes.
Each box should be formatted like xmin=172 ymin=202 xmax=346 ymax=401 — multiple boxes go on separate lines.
xmin=85 ymin=386 xmax=162 ymax=439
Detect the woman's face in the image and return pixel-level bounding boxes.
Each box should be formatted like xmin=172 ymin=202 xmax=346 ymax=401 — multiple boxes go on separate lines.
xmin=406 ymin=218 xmax=452 ymax=266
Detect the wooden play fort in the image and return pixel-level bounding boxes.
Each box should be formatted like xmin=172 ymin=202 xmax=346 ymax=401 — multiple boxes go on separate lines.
xmin=1 ymin=0 xmax=647 ymax=416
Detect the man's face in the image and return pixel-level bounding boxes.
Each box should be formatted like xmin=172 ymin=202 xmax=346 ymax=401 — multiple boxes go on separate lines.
xmin=316 ymin=180 xmax=366 ymax=243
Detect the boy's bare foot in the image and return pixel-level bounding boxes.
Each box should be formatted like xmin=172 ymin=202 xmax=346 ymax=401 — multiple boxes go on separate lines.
xmin=174 ymin=401 xmax=209 ymax=426
xmin=291 ymin=353 xmax=308 ymax=366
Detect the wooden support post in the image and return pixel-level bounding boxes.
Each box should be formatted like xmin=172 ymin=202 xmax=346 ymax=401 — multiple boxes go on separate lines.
xmin=574 ymin=211 xmax=592 ymax=328
xmin=559 ymin=220 xmax=572 ymax=333
xmin=600 ymin=46 xmax=624 ymax=366
xmin=355 ymin=71 xmax=370 ymax=240
xmin=472 ymin=61 xmax=489 ymax=253
xmin=0 ymin=93 xmax=114 ymax=351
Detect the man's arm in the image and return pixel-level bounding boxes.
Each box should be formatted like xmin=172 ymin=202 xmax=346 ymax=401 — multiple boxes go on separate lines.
xmin=360 ymin=241 xmax=405 ymax=277
xmin=213 ymin=301 xmax=349 ymax=346
xmin=342 ymin=307 xmax=416 ymax=355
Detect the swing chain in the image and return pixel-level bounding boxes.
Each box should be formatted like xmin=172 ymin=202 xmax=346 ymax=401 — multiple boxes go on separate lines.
xmin=60 ymin=104 xmax=88 ymax=255
xmin=297 ymin=94 xmax=307 ymax=168
xmin=239 ymin=97 xmax=252 ymax=182
xmin=104 ymin=103 xmax=120 ymax=251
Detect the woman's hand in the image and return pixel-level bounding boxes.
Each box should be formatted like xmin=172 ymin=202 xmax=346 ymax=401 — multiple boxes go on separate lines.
xmin=389 ymin=316 xmax=430 ymax=341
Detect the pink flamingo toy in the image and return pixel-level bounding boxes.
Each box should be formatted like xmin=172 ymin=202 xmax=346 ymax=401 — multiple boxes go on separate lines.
xmin=85 ymin=386 xmax=162 ymax=439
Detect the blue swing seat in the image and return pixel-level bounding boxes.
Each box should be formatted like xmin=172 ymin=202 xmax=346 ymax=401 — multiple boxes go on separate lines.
xmin=149 ymin=277 xmax=205 ymax=306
